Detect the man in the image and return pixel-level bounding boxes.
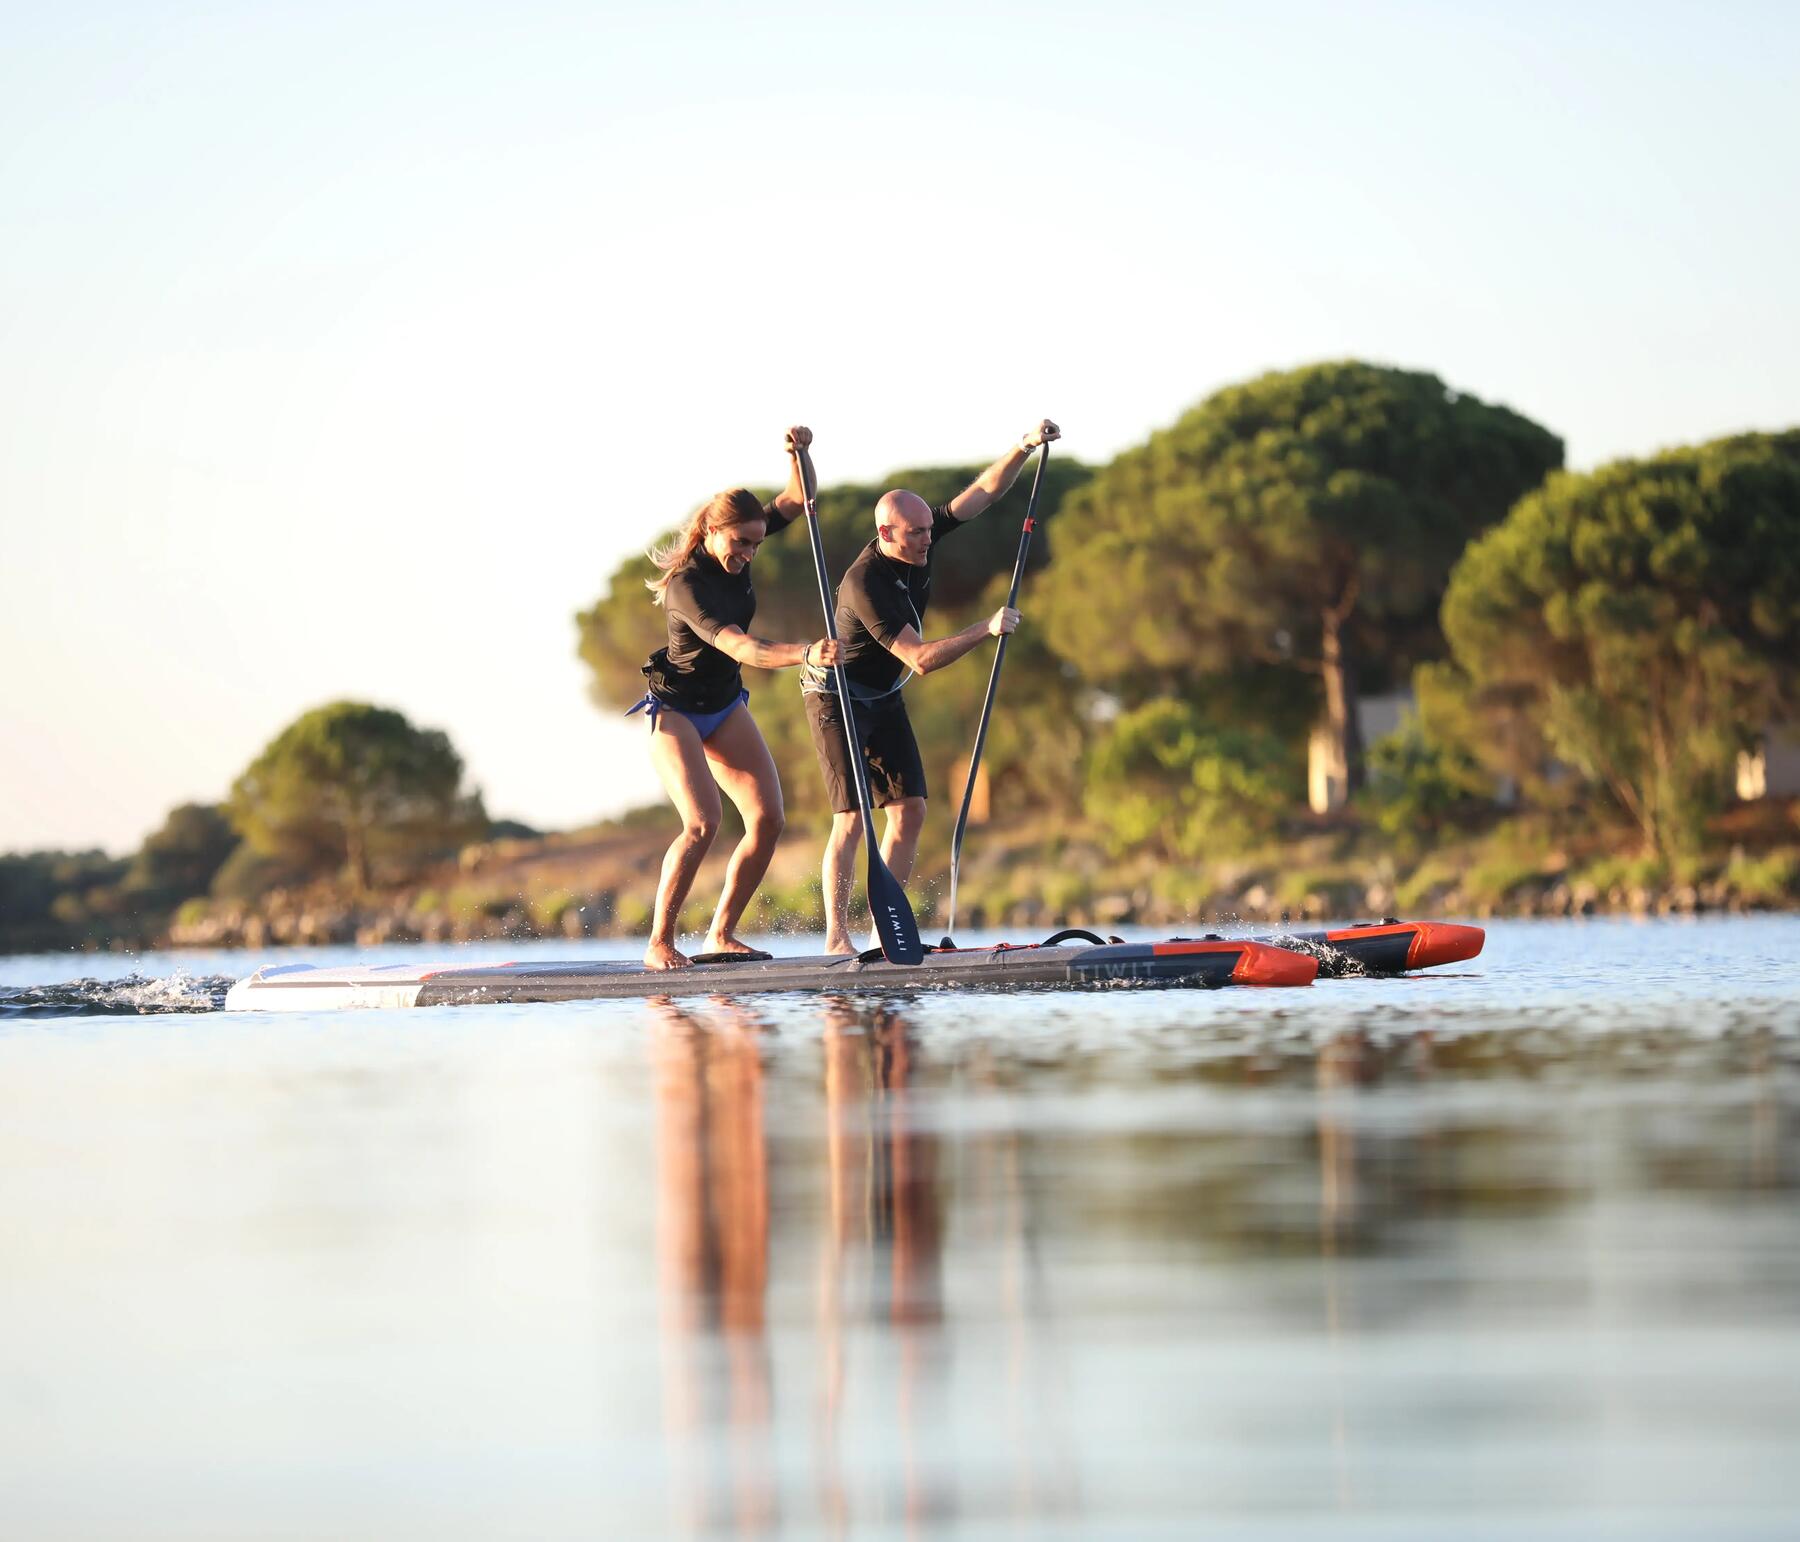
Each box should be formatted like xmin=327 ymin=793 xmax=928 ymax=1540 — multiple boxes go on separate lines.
xmin=803 ymin=418 xmax=1060 ymax=954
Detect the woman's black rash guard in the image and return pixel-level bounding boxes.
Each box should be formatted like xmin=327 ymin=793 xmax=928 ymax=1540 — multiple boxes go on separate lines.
xmin=644 ymin=500 xmax=794 ymax=713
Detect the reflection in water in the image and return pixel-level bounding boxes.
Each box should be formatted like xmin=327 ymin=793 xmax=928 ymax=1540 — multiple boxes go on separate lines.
xmin=817 ymin=1001 xmax=946 ymax=1534
xmin=651 ymin=997 xmax=1082 ymax=1536
xmin=645 ymin=997 xmax=1800 ymax=1534
xmin=652 ymin=998 xmax=775 ymax=1536
xmin=1316 ymin=1029 xmax=1365 ymax=1512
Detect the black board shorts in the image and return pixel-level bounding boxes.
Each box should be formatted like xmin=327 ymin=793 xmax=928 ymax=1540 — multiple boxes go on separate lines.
xmin=804 ymin=690 xmax=927 ymax=813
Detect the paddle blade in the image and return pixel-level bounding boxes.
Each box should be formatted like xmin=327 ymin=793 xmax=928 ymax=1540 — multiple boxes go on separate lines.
xmin=866 ymin=848 xmax=924 ymax=965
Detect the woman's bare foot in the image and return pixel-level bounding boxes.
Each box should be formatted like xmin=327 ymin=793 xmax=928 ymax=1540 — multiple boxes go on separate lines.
xmin=700 ymin=932 xmax=759 ymax=958
xmin=823 ymin=933 xmax=857 ymax=957
xmin=644 ymin=939 xmax=692 ymax=970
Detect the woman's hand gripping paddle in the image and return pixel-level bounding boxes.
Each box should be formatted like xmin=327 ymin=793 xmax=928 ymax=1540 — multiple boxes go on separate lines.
xmin=795 ymin=446 xmax=924 ymax=965
xmin=945 ymin=440 xmax=1049 ymax=940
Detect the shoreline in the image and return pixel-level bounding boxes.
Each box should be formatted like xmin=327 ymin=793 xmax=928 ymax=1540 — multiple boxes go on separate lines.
xmin=11 ymin=807 xmax=1794 ymax=955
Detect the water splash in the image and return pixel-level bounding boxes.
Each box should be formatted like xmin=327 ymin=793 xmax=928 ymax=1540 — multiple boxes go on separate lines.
xmin=1259 ymin=933 xmax=1370 ymax=979
xmin=0 ymin=971 xmax=233 ymax=1020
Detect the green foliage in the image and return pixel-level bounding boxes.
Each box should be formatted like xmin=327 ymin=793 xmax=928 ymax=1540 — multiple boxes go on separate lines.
xmin=1576 ymin=853 xmax=1671 ymax=895
xmin=1360 ymin=714 xmax=1493 ymax=842
xmin=227 ymin=702 xmax=482 ymax=890
xmin=1394 ymin=852 xmax=1465 ymax=913
xmin=446 ymin=886 xmax=515 ymax=924
xmin=529 ymin=888 xmax=578 ymax=931
xmin=1036 ymin=361 xmax=1562 ymax=785
xmin=209 ymin=842 xmax=307 ymax=902
xmin=614 ymin=893 xmax=653 ymax=934
xmin=2 ymin=810 xmax=237 ymax=949
xmin=1441 ymin=431 xmax=1800 ymax=856
xmin=174 ymin=896 xmax=213 ymax=928
xmin=1462 ymin=856 xmax=1549 ymax=909
xmin=124 ymin=803 xmax=238 ymax=910
xmin=752 ymin=873 xmax=825 ymax=929
xmin=1037 ymin=867 xmax=1097 ymax=918
xmin=0 ymin=853 xmax=59 ymax=927
xmin=1084 ymin=698 xmax=1298 ymax=859
xmin=1272 ymin=868 xmax=1364 ymax=916
xmin=0 ymin=849 xmax=130 ymax=945
xmin=1725 ymin=848 xmax=1800 ymax=905
xmin=1037 ymin=363 xmax=1564 ymax=681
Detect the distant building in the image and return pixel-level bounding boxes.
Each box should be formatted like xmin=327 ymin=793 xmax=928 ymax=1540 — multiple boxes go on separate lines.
xmin=1737 ymin=726 xmax=1800 ymax=800
xmin=1308 ymin=692 xmax=1412 ymax=814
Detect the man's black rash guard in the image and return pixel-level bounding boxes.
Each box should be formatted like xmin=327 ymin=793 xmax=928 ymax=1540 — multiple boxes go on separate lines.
xmin=832 ymin=504 xmax=962 ymax=696
xmin=647 ymin=500 xmax=794 ymax=713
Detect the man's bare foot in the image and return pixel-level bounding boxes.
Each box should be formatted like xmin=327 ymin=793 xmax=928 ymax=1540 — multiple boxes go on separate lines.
xmin=700 ymin=932 xmax=759 ymax=958
xmin=644 ymin=940 xmax=692 ymax=970
xmin=823 ymin=934 xmax=857 ymax=956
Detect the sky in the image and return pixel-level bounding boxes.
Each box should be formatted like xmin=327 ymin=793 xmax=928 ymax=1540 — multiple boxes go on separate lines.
xmin=4 ymin=0 xmax=1797 ymax=855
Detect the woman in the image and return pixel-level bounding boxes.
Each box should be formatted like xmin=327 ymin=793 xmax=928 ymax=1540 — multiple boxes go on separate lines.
xmin=633 ymin=426 xmax=839 ymax=970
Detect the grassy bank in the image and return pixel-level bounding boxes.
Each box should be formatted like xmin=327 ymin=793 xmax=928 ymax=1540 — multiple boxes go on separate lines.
xmin=140 ymin=798 xmax=1800 ymax=954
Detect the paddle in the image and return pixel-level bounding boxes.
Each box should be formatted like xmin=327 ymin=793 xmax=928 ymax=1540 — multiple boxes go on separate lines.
xmin=794 ymin=446 xmax=924 ymax=965
xmin=945 ymin=440 xmax=1049 ymax=939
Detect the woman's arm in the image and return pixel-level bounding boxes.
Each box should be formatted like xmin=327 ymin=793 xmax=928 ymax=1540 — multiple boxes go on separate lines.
xmin=710 ymin=627 xmax=841 ymax=671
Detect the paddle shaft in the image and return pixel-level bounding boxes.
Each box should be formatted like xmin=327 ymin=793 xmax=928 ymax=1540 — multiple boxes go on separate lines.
xmin=946 ymin=441 xmax=1049 ymax=937
xmin=795 ymin=454 xmax=923 ymax=964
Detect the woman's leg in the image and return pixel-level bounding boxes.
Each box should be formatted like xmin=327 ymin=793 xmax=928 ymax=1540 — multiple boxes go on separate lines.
xmin=646 ymin=713 xmax=723 ymax=969
xmin=699 ymin=706 xmax=785 ymax=953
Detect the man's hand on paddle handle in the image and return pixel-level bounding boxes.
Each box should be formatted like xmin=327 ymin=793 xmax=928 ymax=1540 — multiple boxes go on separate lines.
xmin=949 ymin=422 xmax=1061 ymax=521
xmin=806 ymin=637 xmax=842 ymax=668
xmin=785 ymin=425 xmax=813 ymax=454
xmin=988 ymin=606 xmax=1021 ymax=638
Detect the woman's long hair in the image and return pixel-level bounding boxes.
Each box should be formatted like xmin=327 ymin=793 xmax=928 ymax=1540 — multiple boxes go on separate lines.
xmin=646 ymin=488 xmax=768 ymax=604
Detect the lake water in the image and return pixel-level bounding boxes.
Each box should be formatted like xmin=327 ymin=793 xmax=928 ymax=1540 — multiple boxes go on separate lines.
xmin=2 ymin=917 xmax=1797 ymax=1539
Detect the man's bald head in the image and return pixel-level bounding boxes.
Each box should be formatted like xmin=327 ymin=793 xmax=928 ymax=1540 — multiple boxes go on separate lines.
xmin=874 ymin=489 xmax=936 ymax=566
xmin=875 ymin=489 xmax=932 ymax=530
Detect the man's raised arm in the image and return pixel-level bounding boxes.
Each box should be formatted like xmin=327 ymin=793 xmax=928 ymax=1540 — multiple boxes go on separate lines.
xmin=945 ymin=418 xmax=1060 ymax=522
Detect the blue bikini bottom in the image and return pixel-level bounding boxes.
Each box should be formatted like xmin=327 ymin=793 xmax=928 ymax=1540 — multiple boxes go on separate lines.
xmin=627 ymin=689 xmax=749 ymax=741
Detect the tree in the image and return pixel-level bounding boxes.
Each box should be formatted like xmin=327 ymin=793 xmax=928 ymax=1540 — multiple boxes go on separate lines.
xmin=123 ymin=803 xmax=239 ymax=911
xmin=227 ymin=703 xmax=480 ymax=890
xmin=1035 ymin=362 xmax=1563 ymax=795
xmin=0 ymin=850 xmax=130 ymax=949
xmin=1084 ymin=699 xmax=1298 ymax=859
xmin=575 ymin=459 xmax=1093 ymax=710
xmin=573 ymin=458 xmax=1093 ymax=828
xmin=1437 ymin=430 xmax=1800 ymax=855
